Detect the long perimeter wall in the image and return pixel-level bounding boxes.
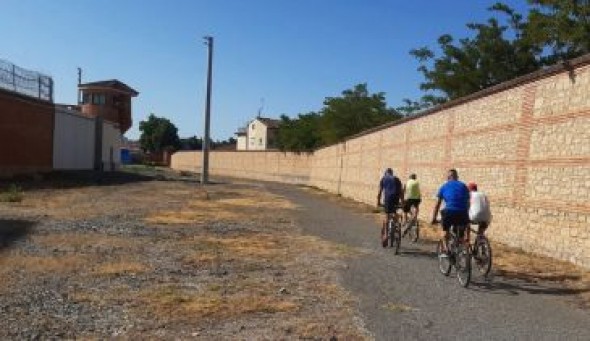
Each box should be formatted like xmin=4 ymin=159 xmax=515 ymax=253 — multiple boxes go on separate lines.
xmin=172 ymin=55 xmax=590 ymax=268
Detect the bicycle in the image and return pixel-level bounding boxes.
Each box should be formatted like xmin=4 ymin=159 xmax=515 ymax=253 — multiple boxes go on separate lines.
xmin=402 ymin=205 xmax=419 ymax=243
xmin=381 ymin=206 xmax=402 ymax=255
xmin=468 ymin=223 xmax=492 ymax=277
xmin=434 ymin=221 xmax=472 ymax=288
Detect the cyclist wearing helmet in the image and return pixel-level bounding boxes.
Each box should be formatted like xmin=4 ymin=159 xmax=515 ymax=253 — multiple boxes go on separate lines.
xmin=467 ymin=181 xmax=491 ymax=235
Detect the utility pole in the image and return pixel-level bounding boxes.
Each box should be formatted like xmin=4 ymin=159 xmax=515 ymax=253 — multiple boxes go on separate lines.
xmin=77 ymin=67 xmax=82 ymax=104
xmin=201 ymin=36 xmax=213 ymax=185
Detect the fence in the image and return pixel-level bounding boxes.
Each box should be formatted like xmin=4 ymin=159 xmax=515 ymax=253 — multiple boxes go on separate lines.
xmin=0 ymin=59 xmax=53 ymax=102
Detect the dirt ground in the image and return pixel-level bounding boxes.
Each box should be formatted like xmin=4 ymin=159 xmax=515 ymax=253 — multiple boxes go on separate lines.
xmin=0 ymin=170 xmax=370 ymax=339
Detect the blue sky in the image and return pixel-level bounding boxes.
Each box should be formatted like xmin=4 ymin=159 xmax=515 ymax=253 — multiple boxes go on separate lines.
xmin=1 ymin=0 xmax=528 ymax=140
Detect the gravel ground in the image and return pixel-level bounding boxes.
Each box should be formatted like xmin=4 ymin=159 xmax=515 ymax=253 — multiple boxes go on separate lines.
xmin=0 ymin=171 xmax=371 ymax=340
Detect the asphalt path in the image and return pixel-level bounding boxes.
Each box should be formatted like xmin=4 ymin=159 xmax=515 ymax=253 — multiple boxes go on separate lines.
xmin=268 ymin=183 xmax=590 ymax=341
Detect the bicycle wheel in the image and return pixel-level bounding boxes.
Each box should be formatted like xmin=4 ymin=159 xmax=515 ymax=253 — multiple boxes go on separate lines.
xmin=473 ymin=236 xmax=492 ymax=277
xmin=393 ymin=223 xmax=401 ymax=255
xmin=407 ymin=219 xmax=419 ymax=243
xmin=437 ymin=240 xmax=451 ymax=276
xmin=455 ymin=245 xmax=472 ymax=288
xmin=387 ymin=220 xmax=393 ymax=248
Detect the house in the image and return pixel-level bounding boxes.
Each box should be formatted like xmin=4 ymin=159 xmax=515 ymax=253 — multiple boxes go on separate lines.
xmin=235 ymin=117 xmax=280 ymax=151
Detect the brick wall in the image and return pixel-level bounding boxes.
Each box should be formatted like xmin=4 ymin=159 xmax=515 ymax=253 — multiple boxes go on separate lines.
xmin=171 ymin=55 xmax=590 ymax=268
xmin=0 ymin=89 xmax=54 ymax=176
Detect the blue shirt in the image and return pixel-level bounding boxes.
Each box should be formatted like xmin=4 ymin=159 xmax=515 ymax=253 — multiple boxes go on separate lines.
xmin=380 ymin=174 xmax=401 ymax=199
xmin=437 ymin=180 xmax=469 ymax=212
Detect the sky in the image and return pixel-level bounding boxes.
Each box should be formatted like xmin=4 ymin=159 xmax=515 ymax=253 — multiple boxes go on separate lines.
xmin=1 ymin=0 xmax=529 ymax=140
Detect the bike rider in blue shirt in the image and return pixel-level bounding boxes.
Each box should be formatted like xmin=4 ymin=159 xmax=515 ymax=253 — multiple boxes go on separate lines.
xmin=431 ymin=169 xmax=470 ymax=252
xmin=377 ymin=168 xmax=402 ymax=242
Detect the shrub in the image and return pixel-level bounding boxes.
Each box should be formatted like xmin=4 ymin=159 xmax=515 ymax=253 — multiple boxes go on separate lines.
xmin=0 ymin=184 xmax=24 ymax=203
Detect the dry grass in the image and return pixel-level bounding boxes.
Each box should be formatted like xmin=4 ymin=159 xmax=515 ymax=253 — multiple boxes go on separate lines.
xmin=383 ymin=302 xmax=417 ymax=313
xmin=142 ymin=285 xmax=299 ymax=320
xmin=0 ymin=254 xmax=87 ymax=275
xmin=10 ymin=181 xmax=193 ymax=220
xmin=68 ymin=284 xmax=133 ymax=304
xmin=146 ymin=187 xmax=297 ymax=225
xmin=93 ymin=261 xmax=149 ymax=276
xmin=32 ymin=233 xmax=143 ymax=252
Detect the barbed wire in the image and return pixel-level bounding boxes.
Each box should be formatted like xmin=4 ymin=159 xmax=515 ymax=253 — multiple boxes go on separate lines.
xmin=0 ymin=59 xmax=53 ymax=101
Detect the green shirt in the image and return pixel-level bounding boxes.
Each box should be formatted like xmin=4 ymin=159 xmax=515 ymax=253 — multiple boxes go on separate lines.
xmin=405 ymin=179 xmax=421 ymax=200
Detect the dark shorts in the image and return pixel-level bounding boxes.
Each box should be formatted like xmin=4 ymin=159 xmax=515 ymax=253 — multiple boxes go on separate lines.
xmin=383 ymin=195 xmax=399 ymax=214
xmin=441 ymin=209 xmax=469 ymax=233
xmin=403 ymin=199 xmax=421 ymax=213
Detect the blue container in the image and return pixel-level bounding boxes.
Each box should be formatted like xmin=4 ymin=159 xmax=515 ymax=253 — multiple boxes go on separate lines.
xmin=120 ymin=148 xmax=132 ymax=165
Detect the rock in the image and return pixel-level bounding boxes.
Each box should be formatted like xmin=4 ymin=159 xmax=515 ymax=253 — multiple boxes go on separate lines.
xmin=278 ymin=287 xmax=289 ymax=295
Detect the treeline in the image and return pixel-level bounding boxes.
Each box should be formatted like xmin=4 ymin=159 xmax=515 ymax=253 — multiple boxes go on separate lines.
xmin=398 ymin=1 xmax=590 ymax=114
xmin=277 ymin=84 xmax=401 ymax=152
xmin=139 ymin=113 xmax=235 ymax=153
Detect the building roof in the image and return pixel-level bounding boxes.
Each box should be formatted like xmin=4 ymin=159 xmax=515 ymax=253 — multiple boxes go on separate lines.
xmin=255 ymin=117 xmax=280 ymax=128
xmin=235 ymin=127 xmax=247 ymax=136
xmin=79 ymin=79 xmax=139 ymax=96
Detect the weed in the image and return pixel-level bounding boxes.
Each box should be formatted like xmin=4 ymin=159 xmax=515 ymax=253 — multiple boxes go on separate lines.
xmin=0 ymin=184 xmax=24 ymax=203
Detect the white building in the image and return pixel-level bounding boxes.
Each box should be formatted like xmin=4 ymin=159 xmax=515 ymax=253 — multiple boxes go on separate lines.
xmin=235 ymin=117 xmax=280 ymax=151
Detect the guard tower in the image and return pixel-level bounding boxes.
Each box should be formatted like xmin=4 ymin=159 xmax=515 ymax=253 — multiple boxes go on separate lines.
xmin=78 ymin=80 xmax=139 ymax=133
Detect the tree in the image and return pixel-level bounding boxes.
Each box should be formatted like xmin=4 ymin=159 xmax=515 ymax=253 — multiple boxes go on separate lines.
xmin=212 ymin=137 xmax=237 ymax=149
xmin=139 ymin=114 xmax=181 ymax=153
xmin=180 ymin=135 xmax=202 ymax=150
xmin=526 ymin=0 xmax=590 ymax=62
xmin=275 ymin=83 xmax=402 ymax=152
xmin=403 ymin=1 xmax=590 ymax=115
xmin=319 ymin=84 xmax=401 ymax=145
xmin=277 ymin=113 xmax=322 ymax=152
xmin=409 ymin=6 xmax=540 ymax=103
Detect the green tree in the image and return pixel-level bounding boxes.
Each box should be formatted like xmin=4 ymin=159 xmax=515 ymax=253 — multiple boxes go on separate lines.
xmin=409 ymin=6 xmax=540 ymax=103
xmin=277 ymin=113 xmax=322 ymax=152
xmin=139 ymin=114 xmax=181 ymax=153
xmin=403 ymin=1 xmax=590 ymax=115
xmin=526 ymin=0 xmax=590 ymax=62
xmin=180 ymin=135 xmax=202 ymax=150
xmin=319 ymin=84 xmax=400 ymax=145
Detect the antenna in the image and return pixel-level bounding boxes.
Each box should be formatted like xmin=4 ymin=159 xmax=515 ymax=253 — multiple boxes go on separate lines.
xmin=257 ymin=97 xmax=264 ymax=118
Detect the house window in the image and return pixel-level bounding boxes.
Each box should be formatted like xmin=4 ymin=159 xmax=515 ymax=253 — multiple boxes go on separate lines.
xmin=252 ymin=123 xmax=255 ymax=130
xmin=92 ymin=93 xmax=106 ymax=105
xmin=82 ymin=93 xmax=90 ymax=104
xmin=259 ymin=138 xmax=262 ymax=146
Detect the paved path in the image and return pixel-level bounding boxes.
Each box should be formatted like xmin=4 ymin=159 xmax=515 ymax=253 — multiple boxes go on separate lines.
xmin=268 ymin=183 xmax=590 ymax=341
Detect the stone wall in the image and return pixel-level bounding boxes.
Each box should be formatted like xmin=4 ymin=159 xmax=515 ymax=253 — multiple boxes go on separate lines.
xmin=171 ymin=54 xmax=590 ymax=268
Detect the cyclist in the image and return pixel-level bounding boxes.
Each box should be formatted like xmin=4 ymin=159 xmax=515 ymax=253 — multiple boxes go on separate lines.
xmin=431 ymin=169 xmax=470 ymax=252
xmin=377 ymin=168 xmax=402 ymax=243
xmin=467 ymin=182 xmax=491 ymax=235
xmin=403 ymin=173 xmax=421 ymax=225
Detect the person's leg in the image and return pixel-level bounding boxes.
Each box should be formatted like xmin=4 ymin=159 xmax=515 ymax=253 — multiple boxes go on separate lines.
xmin=441 ymin=209 xmax=451 ymax=252
xmin=479 ymin=222 xmax=488 ymax=235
